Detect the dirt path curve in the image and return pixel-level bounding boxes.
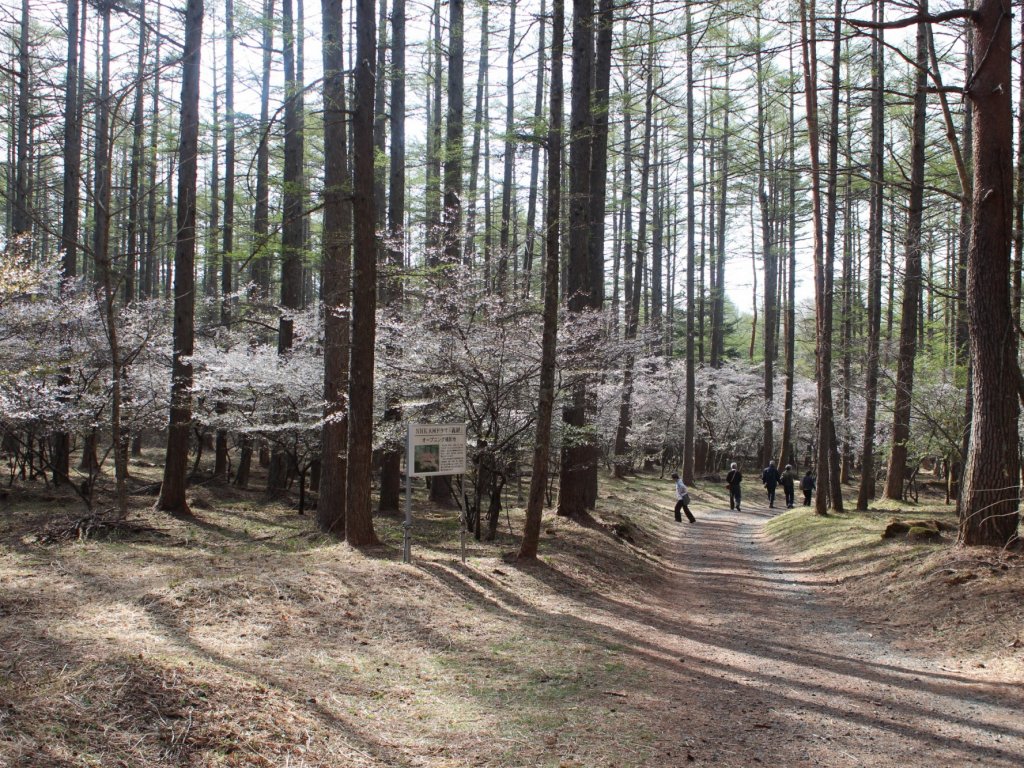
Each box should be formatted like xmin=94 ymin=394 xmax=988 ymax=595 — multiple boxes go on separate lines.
xmin=644 ymin=501 xmax=1024 ymax=767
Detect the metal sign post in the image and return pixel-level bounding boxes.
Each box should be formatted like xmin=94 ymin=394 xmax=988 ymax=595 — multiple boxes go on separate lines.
xmin=403 ymin=429 xmax=413 ymax=563
xmin=404 ymin=422 xmax=467 ymax=564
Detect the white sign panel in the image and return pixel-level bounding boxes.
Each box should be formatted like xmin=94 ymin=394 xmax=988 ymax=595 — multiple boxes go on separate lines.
xmin=407 ymin=423 xmax=467 ymax=477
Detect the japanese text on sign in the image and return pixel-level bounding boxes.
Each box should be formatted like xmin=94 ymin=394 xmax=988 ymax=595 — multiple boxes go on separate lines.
xmin=407 ymin=423 xmax=467 ymax=477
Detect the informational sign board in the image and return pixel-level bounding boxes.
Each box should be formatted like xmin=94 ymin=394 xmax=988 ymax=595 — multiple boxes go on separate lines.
xmin=404 ymin=422 xmax=469 ymax=564
xmin=407 ymin=423 xmax=467 ymax=477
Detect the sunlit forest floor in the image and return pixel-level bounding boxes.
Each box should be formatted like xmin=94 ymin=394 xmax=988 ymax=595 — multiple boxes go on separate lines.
xmin=1 ymin=455 xmax=1022 ymax=766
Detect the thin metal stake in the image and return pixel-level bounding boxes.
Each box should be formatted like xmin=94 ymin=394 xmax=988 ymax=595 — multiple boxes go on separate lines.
xmin=403 ymin=432 xmax=412 ymax=563
xmin=459 ymin=488 xmax=466 ymax=563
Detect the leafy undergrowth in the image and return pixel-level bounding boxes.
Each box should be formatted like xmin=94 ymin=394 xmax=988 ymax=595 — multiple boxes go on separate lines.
xmin=0 ymin=465 xmax=684 ymax=768
xmin=765 ymin=488 xmax=1024 ymax=672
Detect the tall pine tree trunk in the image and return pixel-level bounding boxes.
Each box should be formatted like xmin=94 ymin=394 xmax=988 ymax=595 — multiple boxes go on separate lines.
xmin=519 ymin=0 xmax=563 ymax=561
xmin=959 ymin=0 xmax=1020 ymax=546
xmin=157 ymin=0 xmax=203 ymax=515
xmin=883 ymin=15 xmax=927 ymax=501
xmin=497 ymin=0 xmax=518 ymax=294
xmin=12 ymin=0 xmax=31 ymax=238
xmin=558 ymin=0 xmax=597 ymax=520
xmin=345 ymin=0 xmax=381 ymax=546
xmin=443 ymin=0 xmax=465 ymax=266
xmin=214 ymin=0 xmax=236 ymax=480
xmin=54 ymin=0 xmax=82 ymax=486
xmin=92 ymin=2 xmax=128 ymax=515
xmin=378 ymin=0 xmax=406 ymax=513
xmin=123 ymin=2 xmax=146 ymax=304
xmin=463 ymin=0 xmax=489 ymax=266
xmin=521 ymin=0 xmax=546 ymax=297
xmin=857 ymin=0 xmax=885 ymax=510
xmin=429 ymin=0 xmax=465 ymax=507
xmin=755 ymin=15 xmax=777 ymax=469
xmin=683 ymin=4 xmax=696 ymax=480
xmin=588 ymin=0 xmax=613 ymax=309
xmin=710 ymin=48 xmax=730 ymax=369
xmin=278 ymin=0 xmax=304 ymax=353
xmin=820 ymin=0 xmax=844 ymax=512
xmin=613 ymin=5 xmax=654 ymax=480
xmin=1015 ymin=7 xmax=1023 ymax=329
xmin=839 ymin=71 xmax=854 ymax=484
xmin=142 ymin=1 xmax=160 ymax=301
xmin=954 ymin=22 xmax=973 ymax=507
xmin=424 ymin=0 xmax=443 ymax=266
xmin=611 ymin=38 xmax=633 ymax=477
xmin=318 ymin=0 xmax=351 ymax=534
xmin=798 ymin=0 xmax=832 ymax=516
xmin=778 ymin=57 xmax=797 ymax=469
xmin=267 ymin=0 xmax=305 ymax=496
xmin=251 ymin=0 xmax=275 ymax=295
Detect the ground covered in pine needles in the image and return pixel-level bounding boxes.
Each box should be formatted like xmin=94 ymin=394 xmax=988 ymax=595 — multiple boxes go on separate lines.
xmin=1 ymin=462 xmax=1022 ymax=767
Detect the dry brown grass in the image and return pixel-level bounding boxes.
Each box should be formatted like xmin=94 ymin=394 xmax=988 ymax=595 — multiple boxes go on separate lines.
xmin=0 ymin=464 xmax=686 ymax=767
xmin=2 ymin=465 xmax=1022 ymax=767
xmin=765 ymin=483 xmax=1024 ymax=675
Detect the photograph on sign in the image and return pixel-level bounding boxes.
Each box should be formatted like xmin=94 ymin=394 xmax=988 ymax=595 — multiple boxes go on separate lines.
xmin=413 ymin=444 xmax=439 ymax=474
xmin=407 ymin=423 xmax=467 ymax=477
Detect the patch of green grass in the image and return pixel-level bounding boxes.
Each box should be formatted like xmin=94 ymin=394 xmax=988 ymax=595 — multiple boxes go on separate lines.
xmin=766 ymin=508 xmax=885 ymax=558
xmin=769 ymin=509 xmax=921 ymax=575
xmin=767 ymin=500 xmax=961 ymax=570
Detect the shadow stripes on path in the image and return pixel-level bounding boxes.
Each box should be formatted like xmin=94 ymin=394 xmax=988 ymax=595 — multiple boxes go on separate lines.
xmin=650 ymin=502 xmax=1024 ymax=766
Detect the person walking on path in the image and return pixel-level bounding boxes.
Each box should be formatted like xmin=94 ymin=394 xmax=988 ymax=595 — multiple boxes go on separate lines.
xmin=762 ymin=460 xmax=781 ymax=508
xmin=801 ymin=470 xmax=816 ymax=506
xmin=672 ymin=473 xmax=696 ymax=523
xmin=780 ymin=464 xmax=797 ymax=508
xmin=725 ymin=462 xmax=742 ymax=511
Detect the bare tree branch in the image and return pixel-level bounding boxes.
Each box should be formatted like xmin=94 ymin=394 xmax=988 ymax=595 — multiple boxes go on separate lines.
xmin=847 ymin=10 xmax=979 ymax=30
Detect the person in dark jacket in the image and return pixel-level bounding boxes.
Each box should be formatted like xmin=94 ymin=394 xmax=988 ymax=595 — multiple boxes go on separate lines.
xmin=726 ymin=462 xmax=742 ymax=511
xmin=801 ymin=470 xmax=816 ymax=506
xmin=780 ymin=464 xmax=797 ymax=508
xmin=762 ymin=460 xmax=780 ymax=508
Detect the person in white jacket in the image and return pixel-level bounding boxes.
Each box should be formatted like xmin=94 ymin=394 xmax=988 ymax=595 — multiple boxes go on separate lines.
xmin=672 ymin=473 xmax=695 ymax=523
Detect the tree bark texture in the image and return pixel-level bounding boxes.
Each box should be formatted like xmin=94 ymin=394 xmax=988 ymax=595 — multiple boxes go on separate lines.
xmin=13 ymin=0 xmax=32 ymax=237
xmin=558 ymin=0 xmax=599 ymax=518
xmin=683 ymin=5 xmax=697 ymax=483
xmin=519 ymin=0 xmax=563 ymax=562
xmin=521 ymin=0 xmax=546 ymax=297
xmin=497 ymin=0 xmax=517 ymax=293
xmin=883 ymin=17 xmax=927 ymax=501
xmin=142 ymin=2 xmax=160 ymax=300
xmin=820 ymin=0 xmax=844 ymax=513
xmin=158 ymin=0 xmax=203 ymax=515
xmin=755 ymin=17 xmax=777 ymax=469
xmin=443 ymin=0 xmax=465 ymax=265
xmin=588 ymin=0 xmax=613 ymax=310
xmin=857 ymin=0 xmax=885 ymax=510
xmin=959 ymin=0 xmax=1020 ymax=546
xmin=378 ymin=0 xmax=407 ymax=513
xmin=54 ymin=0 xmax=82 ymax=486
xmin=318 ymin=0 xmax=351 ymax=536
xmin=278 ymin=0 xmax=304 ymax=354
xmin=91 ymin=3 xmax=128 ymax=515
xmin=252 ymin=0 xmax=275 ymax=295
xmin=346 ymin=0 xmax=381 ymax=547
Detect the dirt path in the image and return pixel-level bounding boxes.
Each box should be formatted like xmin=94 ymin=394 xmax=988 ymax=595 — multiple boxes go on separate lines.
xmin=3 ymin=483 xmax=1022 ymax=767
xmin=640 ymin=501 xmax=1024 ymax=766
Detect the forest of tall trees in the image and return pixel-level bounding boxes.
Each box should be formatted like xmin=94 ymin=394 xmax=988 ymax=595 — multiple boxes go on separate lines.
xmin=1 ymin=0 xmax=1020 ymax=549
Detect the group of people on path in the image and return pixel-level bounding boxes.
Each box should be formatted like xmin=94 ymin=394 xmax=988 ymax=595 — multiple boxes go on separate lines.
xmin=671 ymin=461 xmax=815 ymax=523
